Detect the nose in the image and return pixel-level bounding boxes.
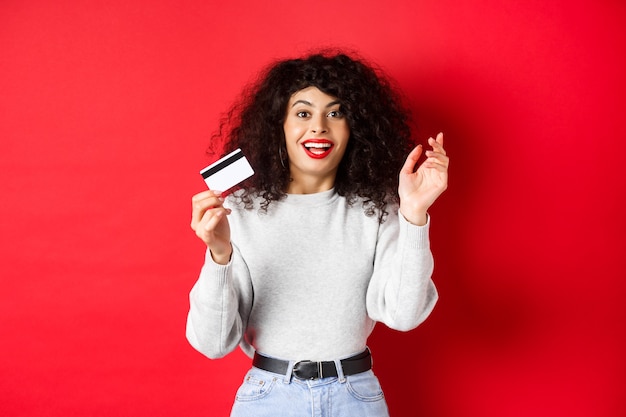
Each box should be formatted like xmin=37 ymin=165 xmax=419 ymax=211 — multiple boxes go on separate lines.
xmin=310 ymin=114 xmax=328 ymax=134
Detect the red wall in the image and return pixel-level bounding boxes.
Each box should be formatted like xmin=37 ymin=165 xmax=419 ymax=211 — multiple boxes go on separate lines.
xmin=1 ymin=1 xmax=625 ymax=416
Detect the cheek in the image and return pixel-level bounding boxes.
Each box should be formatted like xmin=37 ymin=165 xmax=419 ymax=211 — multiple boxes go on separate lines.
xmin=337 ymin=119 xmax=350 ymax=138
xmin=338 ymin=125 xmax=351 ymax=146
xmin=284 ymin=123 xmax=305 ymax=144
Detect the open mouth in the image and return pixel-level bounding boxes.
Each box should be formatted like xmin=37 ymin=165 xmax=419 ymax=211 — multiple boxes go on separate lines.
xmin=302 ymin=140 xmax=333 ymax=159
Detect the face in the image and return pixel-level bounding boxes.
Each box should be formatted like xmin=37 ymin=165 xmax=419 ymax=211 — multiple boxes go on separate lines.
xmin=283 ymin=86 xmax=350 ymax=193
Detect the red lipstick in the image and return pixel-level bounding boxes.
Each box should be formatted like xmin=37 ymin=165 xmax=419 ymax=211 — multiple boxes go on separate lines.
xmin=302 ymin=139 xmax=334 ymax=159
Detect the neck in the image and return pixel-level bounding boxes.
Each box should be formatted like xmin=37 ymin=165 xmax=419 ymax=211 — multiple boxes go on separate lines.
xmin=286 ymin=174 xmax=336 ymax=194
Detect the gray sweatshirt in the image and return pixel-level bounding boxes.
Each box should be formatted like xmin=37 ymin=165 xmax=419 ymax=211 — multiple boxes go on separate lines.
xmin=186 ymin=188 xmax=438 ymax=362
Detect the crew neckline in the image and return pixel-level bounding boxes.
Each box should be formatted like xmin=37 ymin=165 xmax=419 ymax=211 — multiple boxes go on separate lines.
xmin=283 ymin=188 xmax=338 ymax=206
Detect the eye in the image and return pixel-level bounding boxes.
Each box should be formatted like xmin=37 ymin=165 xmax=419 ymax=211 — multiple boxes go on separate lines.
xmin=296 ymin=111 xmax=310 ymax=118
xmin=327 ymin=110 xmax=344 ymax=118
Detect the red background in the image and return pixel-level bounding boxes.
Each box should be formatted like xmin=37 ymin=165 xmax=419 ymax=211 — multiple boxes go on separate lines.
xmin=1 ymin=1 xmax=625 ymax=416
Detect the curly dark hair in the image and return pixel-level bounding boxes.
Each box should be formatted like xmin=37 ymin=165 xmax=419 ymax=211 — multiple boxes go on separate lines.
xmin=209 ymin=50 xmax=415 ymax=222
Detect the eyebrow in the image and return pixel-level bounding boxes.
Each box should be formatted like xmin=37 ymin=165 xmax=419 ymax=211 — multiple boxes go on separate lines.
xmin=291 ymin=99 xmax=341 ymax=108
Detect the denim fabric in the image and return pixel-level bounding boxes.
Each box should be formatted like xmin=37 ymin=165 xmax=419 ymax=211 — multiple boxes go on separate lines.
xmin=230 ymin=366 xmax=390 ymax=417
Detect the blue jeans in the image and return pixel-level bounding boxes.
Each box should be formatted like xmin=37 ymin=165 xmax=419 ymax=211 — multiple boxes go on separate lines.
xmin=230 ymin=360 xmax=390 ymax=417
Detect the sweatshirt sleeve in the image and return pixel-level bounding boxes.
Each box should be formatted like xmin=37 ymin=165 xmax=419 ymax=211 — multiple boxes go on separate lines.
xmin=185 ymin=244 xmax=253 ymax=359
xmin=365 ymin=209 xmax=438 ymax=331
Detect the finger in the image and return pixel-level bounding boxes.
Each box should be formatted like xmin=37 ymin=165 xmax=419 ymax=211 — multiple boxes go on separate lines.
xmin=191 ymin=190 xmax=214 ymax=203
xmin=191 ymin=192 xmax=225 ymax=229
xmin=423 ymin=158 xmax=449 ymax=171
xmin=191 ymin=197 xmax=223 ymax=225
xmin=195 ymin=206 xmax=229 ymax=240
xmin=191 ymin=190 xmax=224 ymax=208
xmin=400 ymin=145 xmax=423 ymax=174
xmin=203 ymin=208 xmax=227 ymax=232
xmin=428 ymin=133 xmax=446 ymax=156
xmin=424 ymin=153 xmax=450 ymax=169
xmin=192 ymin=189 xmax=224 ymax=201
xmin=427 ymin=140 xmax=446 ymax=156
xmin=425 ymin=148 xmax=450 ymax=161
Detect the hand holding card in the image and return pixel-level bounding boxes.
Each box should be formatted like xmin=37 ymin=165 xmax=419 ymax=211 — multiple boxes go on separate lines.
xmin=200 ymin=148 xmax=254 ymax=192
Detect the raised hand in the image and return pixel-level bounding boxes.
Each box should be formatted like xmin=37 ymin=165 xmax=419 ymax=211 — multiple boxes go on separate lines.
xmin=398 ymin=132 xmax=449 ymax=226
xmin=190 ymin=190 xmax=233 ymax=264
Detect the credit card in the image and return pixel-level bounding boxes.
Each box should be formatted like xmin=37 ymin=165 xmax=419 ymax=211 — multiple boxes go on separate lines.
xmin=200 ymin=148 xmax=254 ymax=192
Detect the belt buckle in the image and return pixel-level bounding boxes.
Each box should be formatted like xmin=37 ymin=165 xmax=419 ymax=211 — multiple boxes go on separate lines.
xmin=293 ymin=360 xmax=323 ymax=380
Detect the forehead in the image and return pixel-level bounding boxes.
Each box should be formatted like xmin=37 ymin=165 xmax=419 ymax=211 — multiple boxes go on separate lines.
xmin=288 ymin=86 xmax=339 ymax=106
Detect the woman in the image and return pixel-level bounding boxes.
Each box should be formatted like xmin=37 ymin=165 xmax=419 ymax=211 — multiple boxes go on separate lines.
xmin=187 ymin=51 xmax=449 ymax=416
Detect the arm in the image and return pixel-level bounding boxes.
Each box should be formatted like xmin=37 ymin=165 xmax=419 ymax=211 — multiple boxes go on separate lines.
xmin=185 ymin=245 xmax=253 ymax=359
xmin=366 ymin=133 xmax=448 ymax=330
xmin=365 ymin=209 xmax=438 ymax=331
xmin=186 ymin=190 xmax=251 ymax=359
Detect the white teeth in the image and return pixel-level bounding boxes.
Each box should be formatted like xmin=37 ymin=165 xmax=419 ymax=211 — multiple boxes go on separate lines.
xmin=304 ymin=142 xmax=332 ymax=149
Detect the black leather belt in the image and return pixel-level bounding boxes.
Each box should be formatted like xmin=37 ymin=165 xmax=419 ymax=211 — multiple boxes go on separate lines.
xmin=252 ymin=348 xmax=372 ymax=380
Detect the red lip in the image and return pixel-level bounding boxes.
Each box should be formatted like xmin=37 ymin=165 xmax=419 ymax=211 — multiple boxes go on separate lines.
xmin=301 ymin=139 xmax=334 ymax=159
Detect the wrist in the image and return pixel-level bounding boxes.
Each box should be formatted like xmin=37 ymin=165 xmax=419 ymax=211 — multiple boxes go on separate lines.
xmin=400 ymin=208 xmax=428 ymax=226
xmin=210 ymin=244 xmax=232 ymax=265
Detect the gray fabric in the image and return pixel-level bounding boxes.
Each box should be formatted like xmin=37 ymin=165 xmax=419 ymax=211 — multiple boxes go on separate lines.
xmin=186 ymin=188 xmax=437 ymax=362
